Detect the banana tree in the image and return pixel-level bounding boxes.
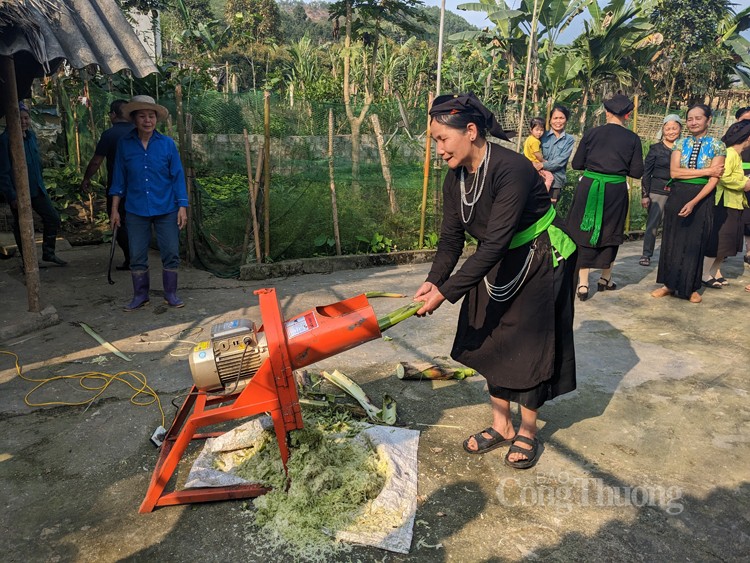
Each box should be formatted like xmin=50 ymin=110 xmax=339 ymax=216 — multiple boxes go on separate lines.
xmin=572 ymin=0 xmax=651 ymax=130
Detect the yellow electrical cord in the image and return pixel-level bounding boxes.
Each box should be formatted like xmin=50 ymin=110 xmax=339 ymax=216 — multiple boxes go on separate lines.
xmin=0 ymin=350 xmax=166 ymax=429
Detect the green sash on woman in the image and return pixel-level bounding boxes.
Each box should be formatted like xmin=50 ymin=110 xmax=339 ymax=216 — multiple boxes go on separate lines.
xmin=579 ymin=170 xmax=627 ymax=245
xmin=675 ymin=177 xmax=709 ymax=185
xmin=510 ymin=206 xmax=576 ymax=267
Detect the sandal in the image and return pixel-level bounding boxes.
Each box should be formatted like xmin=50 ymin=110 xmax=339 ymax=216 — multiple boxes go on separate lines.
xmin=701 ymin=277 xmax=722 ymax=289
xmin=504 ymin=435 xmax=541 ymax=470
xmin=638 ymin=256 xmax=650 ymax=266
xmin=463 ymin=427 xmax=514 ymax=455
xmin=715 ymin=277 xmax=729 ymax=286
xmin=597 ymin=277 xmax=617 ymax=291
xmin=576 ymin=285 xmax=589 ymax=301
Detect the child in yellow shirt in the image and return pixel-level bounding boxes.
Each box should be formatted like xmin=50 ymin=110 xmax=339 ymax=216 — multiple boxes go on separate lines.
xmin=523 ymin=117 xmax=553 ymax=190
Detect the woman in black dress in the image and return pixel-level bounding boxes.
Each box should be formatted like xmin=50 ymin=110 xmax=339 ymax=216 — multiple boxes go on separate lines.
xmin=413 ymin=93 xmax=577 ymax=469
xmin=566 ymin=94 xmax=644 ymax=300
xmin=651 ymin=104 xmax=725 ymax=303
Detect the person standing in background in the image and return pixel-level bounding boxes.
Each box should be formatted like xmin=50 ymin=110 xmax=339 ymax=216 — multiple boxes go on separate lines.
xmin=0 ymin=102 xmax=67 ymax=267
xmin=81 ymin=99 xmax=134 ymax=270
xmin=639 ymin=115 xmax=683 ymax=267
xmin=566 ymin=94 xmax=644 ymax=301
xmin=539 ymin=106 xmax=575 ymax=206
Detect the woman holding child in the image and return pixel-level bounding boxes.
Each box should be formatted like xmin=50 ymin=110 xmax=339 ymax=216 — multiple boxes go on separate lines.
xmin=539 ymin=106 xmax=575 ymax=205
xmin=566 ymin=94 xmax=644 ymax=301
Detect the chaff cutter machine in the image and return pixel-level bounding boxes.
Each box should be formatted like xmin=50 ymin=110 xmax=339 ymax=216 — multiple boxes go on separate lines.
xmin=140 ymin=288 xmax=382 ymax=512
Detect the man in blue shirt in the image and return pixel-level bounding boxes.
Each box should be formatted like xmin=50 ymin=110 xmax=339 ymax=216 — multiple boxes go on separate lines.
xmin=0 ymin=102 xmax=67 ymax=266
xmin=538 ymin=105 xmax=576 ymax=205
xmin=81 ymin=99 xmax=134 ymax=270
xmin=110 ymin=95 xmax=189 ymax=311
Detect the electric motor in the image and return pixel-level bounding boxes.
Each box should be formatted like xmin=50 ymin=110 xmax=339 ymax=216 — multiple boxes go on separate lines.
xmin=189 ymin=319 xmax=269 ymax=392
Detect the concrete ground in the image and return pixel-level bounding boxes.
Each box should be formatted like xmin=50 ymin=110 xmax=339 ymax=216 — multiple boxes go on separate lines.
xmin=0 ymin=240 xmax=748 ymax=562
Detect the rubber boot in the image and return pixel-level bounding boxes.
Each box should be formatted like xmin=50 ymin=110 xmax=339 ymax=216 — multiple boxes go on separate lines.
xmin=162 ymin=269 xmax=184 ymax=308
xmin=124 ymin=270 xmax=150 ymax=311
xmin=41 ymin=234 xmax=67 ymax=266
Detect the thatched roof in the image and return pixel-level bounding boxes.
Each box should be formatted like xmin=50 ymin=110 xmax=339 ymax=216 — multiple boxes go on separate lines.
xmin=0 ymin=0 xmax=158 ymax=103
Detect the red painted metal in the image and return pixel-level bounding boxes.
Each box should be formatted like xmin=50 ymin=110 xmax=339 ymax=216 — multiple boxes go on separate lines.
xmin=139 ymin=288 xmax=381 ymax=513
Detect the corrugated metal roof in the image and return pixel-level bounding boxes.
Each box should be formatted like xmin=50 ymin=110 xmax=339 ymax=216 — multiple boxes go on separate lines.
xmin=0 ymin=0 xmax=158 ymax=82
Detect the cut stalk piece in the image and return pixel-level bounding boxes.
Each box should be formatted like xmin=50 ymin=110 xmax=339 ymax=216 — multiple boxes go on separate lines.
xmin=79 ymin=322 xmax=132 ymax=362
xmin=395 ymin=361 xmax=476 ymax=381
xmin=364 ymin=291 xmax=407 ymax=298
xmin=321 ymin=369 xmax=397 ymax=425
xmin=378 ymin=301 xmax=424 ymax=332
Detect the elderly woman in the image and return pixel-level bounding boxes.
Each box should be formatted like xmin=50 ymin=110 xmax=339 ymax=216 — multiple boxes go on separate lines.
xmin=651 ymin=104 xmax=725 ymax=303
xmin=413 ymin=93 xmax=577 ymax=470
xmin=702 ymin=120 xmax=750 ymax=286
xmin=538 ymin=105 xmax=575 ymax=205
xmin=110 ymin=95 xmax=189 ymax=311
xmin=639 ymin=115 xmax=683 ymax=267
xmin=566 ymin=94 xmax=644 ymax=301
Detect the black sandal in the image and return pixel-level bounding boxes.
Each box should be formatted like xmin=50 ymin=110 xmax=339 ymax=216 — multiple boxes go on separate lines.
xmin=702 ymin=277 xmax=723 ymax=289
xmin=463 ymin=427 xmax=514 ymax=455
xmin=638 ymin=256 xmax=650 ymax=266
xmin=576 ymin=285 xmax=589 ymax=301
xmin=504 ymin=435 xmax=541 ymax=470
xmin=597 ymin=277 xmax=617 ymax=291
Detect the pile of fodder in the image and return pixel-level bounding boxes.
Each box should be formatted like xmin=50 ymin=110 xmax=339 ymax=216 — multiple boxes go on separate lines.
xmin=233 ymin=410 xmax=390 ymax=560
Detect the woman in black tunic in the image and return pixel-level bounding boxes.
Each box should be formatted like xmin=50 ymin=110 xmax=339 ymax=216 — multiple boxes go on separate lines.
xmin=413 ymin=93 xmax=577 ymax=469
xmin=566 ymin=94 xmax=644 ymax=300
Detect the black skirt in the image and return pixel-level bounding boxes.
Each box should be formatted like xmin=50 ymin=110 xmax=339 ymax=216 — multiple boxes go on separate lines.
xmin=706 ymin=206 xmax=744 ymax=257
xmin=656 ymin=181 xmax=714 ymax=298
xmin=565 ymin=176 xmax=629 ymax=269
xmin=451 ymin=233 xmax=577 ymax=410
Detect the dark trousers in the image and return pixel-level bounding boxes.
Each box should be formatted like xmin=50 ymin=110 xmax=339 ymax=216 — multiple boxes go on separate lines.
xmin=11 ymin=192 xmax=60 ymax=257
xmin=106 ymin=195 xmax=130 ymax=263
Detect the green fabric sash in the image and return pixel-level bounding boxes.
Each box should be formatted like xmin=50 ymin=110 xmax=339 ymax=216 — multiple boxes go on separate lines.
xmin=510 ymin=206 xmax=577 ymax=267
xmin=742 ymin=162 xmax=750 ymax=171
xmin=674 ymin=177 xmax=709 ymax=185
xmin=580 ymin=170 xmax=627 ymax=245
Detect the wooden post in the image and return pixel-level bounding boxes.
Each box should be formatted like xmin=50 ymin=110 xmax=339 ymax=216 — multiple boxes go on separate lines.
xmin=263 ymin=91 xmax=271 ymax=260
xmin=242 ymin=129 xmax=262 ymax=264
xmin=632 ymin=94 xmax=639 ymax=134
xmin=369 ymin=113 xmax=398 ymax=214
xmin=328 ymin=108 xmax=342 ymax=255
xmin=185 ymin=113 xmax=196 ymax=265
xmin=0 ymin=56 xmax=41 ymax=312
xmin=175 ymin=84 xmax=195 ymax=265
xmin=419 ymin=92 xmax=433 ymax=248
xmin=625 ymin=94 xmax=640 ymax=235
xmin=71 ymin=101 xmax=82 ymax=174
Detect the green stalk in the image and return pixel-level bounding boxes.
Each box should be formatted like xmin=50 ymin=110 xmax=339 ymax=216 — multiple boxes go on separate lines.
xmin=364 ymin=291 xmax=406 ymax=299
xmin=377 ymin=301 xmax=424 ymax=333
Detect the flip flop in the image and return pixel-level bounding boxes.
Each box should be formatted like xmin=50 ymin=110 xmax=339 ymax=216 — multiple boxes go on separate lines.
xmin=504 ymin=435 xmax=541 ymax=470
xmin=702 ymin=277 xmax=723 ymax=289
xmin=715 ymin=277 xmax=729 ymax=286
xmin=463 ymin=427 xmax=514 ymax=455
xmin=638 ymin=256 xmax=650 ymax=266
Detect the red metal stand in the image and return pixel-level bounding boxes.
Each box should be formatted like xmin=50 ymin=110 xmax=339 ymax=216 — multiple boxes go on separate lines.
xmin=139 ymin=287 xmax=380 ymax=513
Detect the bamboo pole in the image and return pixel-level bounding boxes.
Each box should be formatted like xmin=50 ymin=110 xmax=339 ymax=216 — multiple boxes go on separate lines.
xmin=242 ymin=129 xmax=262 ymax=264
xmin=625 ymin=94 xmax=640 ymax=235
xmin=71 ymin=102 xmax=82 ymax=174
xmin=0 ymin=56 xmax=41 ymax=312
xmin=185 ymin=113 xmax=196 ymax=264
xmin=419 ymin=92 xmax=434 ymax=248
xmin=516 ymin=0 xmax=540 ymax=151
xmin=328 ymin=108 xmax=342 ymax=255
xmin=263 ymin=91 xmax=271 ymax=260
xmin=174 ymin=85 xmax=195 ymax=265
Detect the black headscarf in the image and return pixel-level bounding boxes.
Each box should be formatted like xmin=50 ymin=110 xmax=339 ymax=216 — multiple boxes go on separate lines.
xmin=429 ymin=93 xmax=511 ymax=141
xmin=603 ymin=94 xmax=634 ymax=117
xmin=721 ymin=120 xmax=750 ymax=146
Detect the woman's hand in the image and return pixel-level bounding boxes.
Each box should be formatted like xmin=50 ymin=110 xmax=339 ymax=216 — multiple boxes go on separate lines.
xmin=414 ymin=282 xmax=446 ymax=316
xmin=533 ymin=161 xmax=544 ymax=171
xmin=678 ymin=201 xmax=695 ymax=217
xmin=744 ymin=178 xmax=750 ymax=192
xmin=177 ymin=207 xmax=188 ymax=230
xmin=707 ymin=163 xmax=725 ymax=178
xmin=641 ymin=196 xmax=650 ymax=209
xmin=110 ymin=209 xmax=120 ymax=229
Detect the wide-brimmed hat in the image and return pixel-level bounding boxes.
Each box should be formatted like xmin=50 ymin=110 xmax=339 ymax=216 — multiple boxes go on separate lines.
xmin=122 ymin=95 xmax=168 ymax=122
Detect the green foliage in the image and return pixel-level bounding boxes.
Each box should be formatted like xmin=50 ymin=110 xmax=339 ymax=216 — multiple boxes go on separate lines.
xmin=356 ymin=232 xmax=394 ymax=253
xmin=225 ymin=0 xmax=282 ymax=45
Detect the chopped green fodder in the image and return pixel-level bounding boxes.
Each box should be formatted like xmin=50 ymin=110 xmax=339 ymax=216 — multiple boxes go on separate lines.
xmin=232 ymin=410 xmax=391 ymax=560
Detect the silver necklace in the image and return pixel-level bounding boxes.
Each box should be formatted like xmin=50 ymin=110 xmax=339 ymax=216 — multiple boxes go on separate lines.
xmin=459 ymin=142 xmax=491 ymax=223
